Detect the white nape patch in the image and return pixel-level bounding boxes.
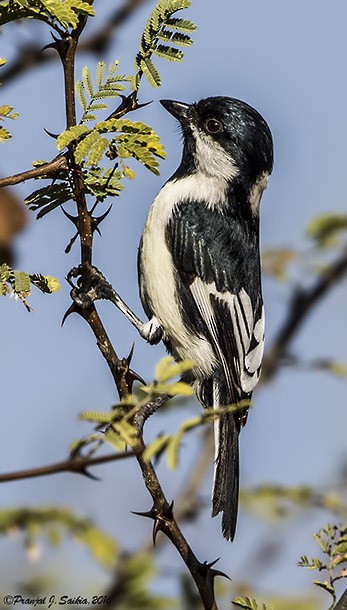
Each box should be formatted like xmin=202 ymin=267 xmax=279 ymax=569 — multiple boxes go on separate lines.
xmin=190 ymin=279 xmax=264 ymax=394
xmin=248 ymin=172 xmax=269 ymax=215
xmin=140 ymin=179 xmax=219 ymax=377
xmin=191 ymin=125 xmax=239 ymax=183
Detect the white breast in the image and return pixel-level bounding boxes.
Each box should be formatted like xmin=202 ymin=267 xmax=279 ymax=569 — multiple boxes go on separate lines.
xmin=140 ymin=175 xmax=224 ymax=376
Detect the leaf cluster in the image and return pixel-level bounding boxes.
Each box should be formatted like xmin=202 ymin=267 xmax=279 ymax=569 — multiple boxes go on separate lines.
xmin=306 ymin=213 xmax=347 ymax=249
xmin=298 ymin=523 xmax=347 ymax=609
xmin=240 ymin=484 xmax=347 ymax=521
xmin=74 ymin=357 xmax=194 ymax=456
xmin=0 ymin=263 xmax=59 ymax=310
xmin=0 ymin=0 xmax=95 ymax=30
xmin=0 ymin=103 xmax=19 ymax=142
xmin=0 ymin=506 xmax=118 ymax=569
xmin=134 ymin=0 xmax=196 ymax=87
xmin=233 ymin=597 xmax=273 ymax=610
xmin=57 ymin=116 xmax=166 ymax=177
xmin=76 ymin=356 xmax=250 ymax=471
xmin=115 ymin=553 xmax=174 ymax=610
xmin=26 ymin=182 xmax=74 ymax=219
xmin=76 ymin=61 xmax=130 ymax=123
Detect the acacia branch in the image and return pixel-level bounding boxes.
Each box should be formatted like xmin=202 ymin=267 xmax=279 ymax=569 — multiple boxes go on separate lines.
xmin=56 ymin=12 xmax=220 ymax=610
xmin=262 ymin=247 xmax=347 ymax=382
xmin=0 ymin=450 xmax=138 ymax=483
xmin=0 ymin=0 xmax=148 ymax=88
xmin=0 ymin=156 xmax=68 ymax=188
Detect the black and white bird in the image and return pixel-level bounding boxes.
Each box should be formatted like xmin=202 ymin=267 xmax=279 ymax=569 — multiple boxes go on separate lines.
xmin=138 ymin=96 xmax=274 ymax=541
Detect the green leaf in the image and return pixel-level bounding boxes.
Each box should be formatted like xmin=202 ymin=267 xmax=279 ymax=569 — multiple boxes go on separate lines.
xmin=82 ymin=65 xmax=94 ymax=97
xmin=0 ymin=126 xmax=11 ymax=142
xmin=75 ymin=80 xmax=88 ymax=111
xmin=142 ymin=435 xmax=170 ymax=462
xmin=79 ymin=410 xmax=114 ymax=424
xmin=96 ymin=61 xmax=106 ymax=88
xmin=0 ymin=506 xmax=118 ymax=568
xmin=165 ymin=16 xmax=196 ymax=32
xmin=74 ymin=131 xmax=109 ymax=165
xmin=40 ymin=0 xmax=95 ymax=29
xmin=25 ymin=183 xmax=73 ymax=218
xmin=57 ymin=124 xmax=90 ymax=149
xmin=14 ymin=271 xmax=30 ymax=294
xmin=155 ymin=356 xmax=194 ymax=382
xmin=30 ymin=274 xmax=60 ymax=294
xmin=140 ymin=57 xmax=161 ymax=87
xmin=313 ymin=579 xmax=335 ymax=595
xmin=306 ymin=213 xmax=347 ymax=248
xmin=153 ymin=44 xmax=184 ymax=61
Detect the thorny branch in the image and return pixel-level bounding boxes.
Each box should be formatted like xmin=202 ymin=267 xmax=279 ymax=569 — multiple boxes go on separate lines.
xmin=262 ymin=246 xmax=347 ymax=382
xmin=50 ymin=10 xmax=221 ymax=610
xmin=0 ymin=449 xmax=138 ymax=483
xmin=2 ymin=4 xmax=347 ymax=609
xmin=0 ymin=0 xmax=149 ymax=88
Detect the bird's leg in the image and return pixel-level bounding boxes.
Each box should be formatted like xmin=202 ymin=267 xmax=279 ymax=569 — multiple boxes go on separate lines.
xmin=66 ymin=265 xmax=163 ymax=345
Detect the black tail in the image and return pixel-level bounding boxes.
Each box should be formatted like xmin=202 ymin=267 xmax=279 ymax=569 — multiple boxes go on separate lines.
xmin=212 ymin=412 xmax=240 ymax=541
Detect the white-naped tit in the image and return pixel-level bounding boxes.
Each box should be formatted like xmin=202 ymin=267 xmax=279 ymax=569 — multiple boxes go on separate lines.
xmin=138 ymin=96 xmax=274 ymax=541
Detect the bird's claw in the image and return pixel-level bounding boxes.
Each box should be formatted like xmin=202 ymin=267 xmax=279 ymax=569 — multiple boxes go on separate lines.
xmin=66 ymin=265 xmax=112 ymax=309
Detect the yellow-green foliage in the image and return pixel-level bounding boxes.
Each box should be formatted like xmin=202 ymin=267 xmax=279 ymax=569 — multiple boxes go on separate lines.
xmin=135 ymin=0 xmax=196 ymax=87
xmin=26 ymin=183 xmax=74 ymax=219
xmin=0 ymin=0 xmax=95 ymax=29
xmin=75 ymin=61 xmax=130 ymax=122
xmin=298 ymin=524 xmax=347 ymax=609
xmin=0 ymin=263 xmax=60 ymax=310
xmin=57 ymin=117 xmax=166 ymax=175
xmin=306 ymin=213 xmax=347 ymax=248
xmin=0 ymin=507 xmax=117 ymax=569
xmin=0 ymin=103 xmax=19 ymax=142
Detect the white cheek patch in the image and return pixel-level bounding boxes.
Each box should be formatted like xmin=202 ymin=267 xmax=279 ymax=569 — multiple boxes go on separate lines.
xmin=190 ymin=125 xmax=239 ymax=182
xmin=248 ymin=171 xmax=269 ymax=215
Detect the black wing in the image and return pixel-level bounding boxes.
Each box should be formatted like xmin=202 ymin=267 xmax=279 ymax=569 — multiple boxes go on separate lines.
xmin=166 ymin=199 xmax=264 ymax=406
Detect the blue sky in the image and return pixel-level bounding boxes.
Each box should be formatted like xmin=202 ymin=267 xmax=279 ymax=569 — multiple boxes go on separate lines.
xmin=1 ymin=0 xmax=347 ymax=605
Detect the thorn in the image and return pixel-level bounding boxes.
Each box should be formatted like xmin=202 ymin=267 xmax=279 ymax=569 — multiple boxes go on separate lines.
xmin=136 ymin=100 xmax=153 ymax=109
xmin=65 ymin=232 xmax=79 ymax=254
xmin=165 ymin=500 xmax=174 ymax=519
xmin=61 ymin=303 xmax=79 ymax=326
xmin=41 ymin=42 xmax=60 ymax=53
xmin=126 ymin=343 xmax=135 ymax=365
xmin=61 ymin=206 xmax=79 ymax=227
xmin=80 ymin=468 xmax=101 ymax=481
xmin=44 ymin=128 xmax=59 ymax=140
xmin=198 ymin=558 xmax=231 ymax=581
xmin=132 ymin=506 xmax=157 ymax=520
xmin=210 ymin=569 xmax=231 ymax=581
xmin=126 ymin=367 xmax=146 ymax=389
xmin=152 ymin=517 xmax=163 ymax=545
xmin=91 ymin=205 xmax=112 ymax=230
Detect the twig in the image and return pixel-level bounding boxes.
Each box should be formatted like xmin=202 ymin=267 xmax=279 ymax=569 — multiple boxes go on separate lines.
xmin=0 ymin=0 xmax=149 ymax=88
xmin=262 ymin=247 xmax=347 ymax=382
xmin=0 ymin=156 xmax=68 ymax=188
xmin=57 ymin=12 xmax=221 ymax=610
xmin=0 ymin=450 xmax=138 ymax=483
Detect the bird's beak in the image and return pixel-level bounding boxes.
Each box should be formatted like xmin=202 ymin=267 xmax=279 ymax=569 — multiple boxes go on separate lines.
xmin=160 ymin=99 xmax=190 ymax=124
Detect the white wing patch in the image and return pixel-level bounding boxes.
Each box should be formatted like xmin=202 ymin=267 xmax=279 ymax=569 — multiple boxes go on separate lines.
xmin=190 ymin=279 xmax=264 ymax=395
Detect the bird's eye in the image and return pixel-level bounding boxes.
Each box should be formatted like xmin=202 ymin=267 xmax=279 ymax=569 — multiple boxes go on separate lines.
xmin=205 ymin=118 xmax=222 ymax=134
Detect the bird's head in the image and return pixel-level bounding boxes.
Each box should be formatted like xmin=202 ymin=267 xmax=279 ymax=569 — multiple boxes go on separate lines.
xmin=160 ymin=96 xmax=273 ymax=211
